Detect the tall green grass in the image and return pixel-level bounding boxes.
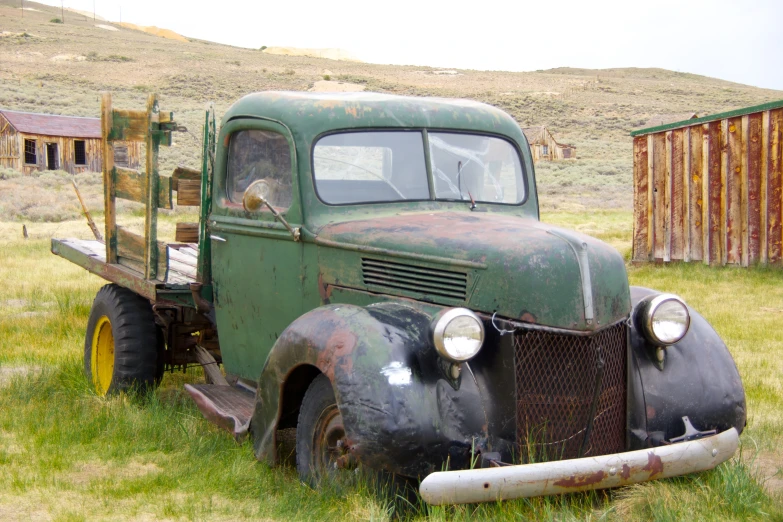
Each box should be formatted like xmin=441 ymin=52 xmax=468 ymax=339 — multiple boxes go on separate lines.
xmin=0 ymin=216 xmax=781 ymax=519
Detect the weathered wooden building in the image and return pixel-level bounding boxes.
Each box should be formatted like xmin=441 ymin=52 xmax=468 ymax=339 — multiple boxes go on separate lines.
xmin=0 ymin=109 xmax=141 ymax=175
xmin=631 ymin=99 xmax=783 ymax=267
xmin=522 ymin=126 xmax=576 ymax=161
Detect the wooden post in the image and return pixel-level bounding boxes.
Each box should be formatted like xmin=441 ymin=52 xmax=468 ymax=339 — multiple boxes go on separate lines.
xmin=144 ymin=94 xmax=160 ymax=280
xmin=101 ymin=93 xmax=117 ymax=264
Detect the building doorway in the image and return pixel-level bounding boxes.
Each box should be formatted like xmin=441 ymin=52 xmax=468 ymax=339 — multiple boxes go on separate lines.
xmin=46 ymin=143 xmax=58 ymax=170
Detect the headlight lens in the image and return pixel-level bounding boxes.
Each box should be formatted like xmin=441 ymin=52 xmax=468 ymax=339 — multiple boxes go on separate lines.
xmin=639 ymin=294 xmax=690 ymax=346
xmin=432 ymin=308 xmax=484 ymax=362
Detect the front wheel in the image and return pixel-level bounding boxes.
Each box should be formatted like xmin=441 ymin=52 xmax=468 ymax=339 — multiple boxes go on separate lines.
xmin=296 ymin=374 xmax=351 ymax=485
xmin=84 ymin=284 xmax=159 ymax=396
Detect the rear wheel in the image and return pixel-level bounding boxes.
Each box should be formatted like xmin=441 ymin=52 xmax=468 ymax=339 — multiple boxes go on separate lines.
xmin=296 ymin=374 xmax=351 ymax=485
xmin=84 ymin=284 xmax=159 ymax=396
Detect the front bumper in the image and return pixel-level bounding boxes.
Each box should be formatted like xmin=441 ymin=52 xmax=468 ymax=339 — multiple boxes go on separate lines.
xmin=419 ymin=428 xmax=739 ymax=505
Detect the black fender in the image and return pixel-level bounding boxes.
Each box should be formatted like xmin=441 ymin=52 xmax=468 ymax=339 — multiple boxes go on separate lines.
xmin=250 ymin=301 xmax=489 ymax=477
xmin=628 ymin=286 xmax=746 ymax=448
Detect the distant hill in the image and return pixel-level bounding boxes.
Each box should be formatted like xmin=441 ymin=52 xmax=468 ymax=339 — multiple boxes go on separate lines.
xmin=1 ymin=0 xmax=781 ymax=211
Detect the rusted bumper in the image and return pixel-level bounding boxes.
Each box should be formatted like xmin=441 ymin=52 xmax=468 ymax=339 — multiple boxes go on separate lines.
xmin=419 ymin=428 xmax=739 ymax=505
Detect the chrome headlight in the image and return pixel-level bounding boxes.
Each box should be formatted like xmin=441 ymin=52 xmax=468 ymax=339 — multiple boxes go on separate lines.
xmin=432 ymin=308 xmax=485 ymax=363
xmin=637 ymin=294 xmax=690 ymax=346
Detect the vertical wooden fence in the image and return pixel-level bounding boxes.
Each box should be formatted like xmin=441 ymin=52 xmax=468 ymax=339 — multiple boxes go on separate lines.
xmin=632 ymin=99 xmax=783 ymax=266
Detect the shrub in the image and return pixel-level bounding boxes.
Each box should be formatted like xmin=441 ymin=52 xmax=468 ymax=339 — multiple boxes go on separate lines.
xmin=323 ymin=74 xmax=331 ymax=81
xmin=49 ymin=18 xmax=63 ymax=24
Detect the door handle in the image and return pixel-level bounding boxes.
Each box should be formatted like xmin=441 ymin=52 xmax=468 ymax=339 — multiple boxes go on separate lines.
xmin=210 ymin=235 xmax=226 ymax=242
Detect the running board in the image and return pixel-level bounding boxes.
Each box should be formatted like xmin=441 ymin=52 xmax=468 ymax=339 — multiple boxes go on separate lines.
xmin=184 ymin=383 xmax=255 ymax=441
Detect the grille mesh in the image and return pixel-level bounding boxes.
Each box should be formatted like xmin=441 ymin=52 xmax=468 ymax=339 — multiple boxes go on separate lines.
xmin=514 ymin=322 xmax=627 ymax=462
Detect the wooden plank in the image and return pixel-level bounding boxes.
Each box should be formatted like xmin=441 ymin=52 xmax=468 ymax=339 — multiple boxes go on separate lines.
xmin=117 ymin=227 xmax=168 ymax=281
xmin=761 ymin=111 xmax=770 ymax=264
xmin=726 ymin=117 xmax=743 ymax=265
xmin=707 ymin=122 xmax=723 ymax=265
xmin=109 ymin=109 xmax=148 ymax=142
xmin=747 ymin=113 xmax=763 ymax=265
xmin=101 ymin=93 xmax=118 ymax=264
xmin=177 ymin=178 xmax=202 ymax=206
xmin=652 ymin=133 xmax=667 ymax=261
xmin=647 ymin=135 xmax=654 ymax=260
xmin=769 ymin=108 xmax=783 ymax=264
xmin=664 ymin=131 xmax=673 ymax=262
xmin=670 ymin=129 xmax=685 ymax=261
xmin=683 ymin=128 xmax=691 ymax=261
xmin=175 ymin=222 xmax=200 ymax=243
xmin=145 ymin=94 xmax=160 ymax=280
xmin=171 ymin=165 xmax=201 ymax=191
xmin=632 ymin=137 xmax=649 ymax=261
xmin=114 ymin=167 xmax=173 ymax=209
xmin=689 ymin=126 xmax=704 ymax=261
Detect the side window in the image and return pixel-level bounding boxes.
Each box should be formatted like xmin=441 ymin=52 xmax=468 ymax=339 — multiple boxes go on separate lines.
xmin=24 ymin=139 xmax=37 ymax=165
xmin=74 ymin=140 xmax=87 ymax=165
xmin=227 ymin=130 xmax=292 ymax=210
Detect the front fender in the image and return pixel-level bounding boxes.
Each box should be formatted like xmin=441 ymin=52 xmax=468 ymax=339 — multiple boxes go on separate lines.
xmin=251 ymin=302 xmax=489 ymax=477
xmin=629 ymin=287 xmax=746 ymax=447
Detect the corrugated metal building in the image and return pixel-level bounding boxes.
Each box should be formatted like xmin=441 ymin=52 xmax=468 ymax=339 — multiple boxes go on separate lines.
xmin=631 ymin=99 xmax=783 ymax=266
xmin=0 ymin=109 xmax=141 ymax=175
xmin=522 ymin=126 xmax=576 ymax=161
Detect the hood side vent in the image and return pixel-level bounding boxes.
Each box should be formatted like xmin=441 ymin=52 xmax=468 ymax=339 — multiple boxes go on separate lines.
xmin=361 ymin=258 xmax=467 ymax=300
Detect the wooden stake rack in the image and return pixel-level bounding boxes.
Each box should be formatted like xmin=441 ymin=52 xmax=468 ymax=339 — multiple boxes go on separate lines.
xmin=101 ymin=93 xmax=198 ymax=281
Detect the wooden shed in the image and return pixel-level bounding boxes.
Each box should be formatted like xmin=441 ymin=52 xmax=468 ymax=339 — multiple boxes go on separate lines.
xmin=522 ymin=126 xmax=576 ymax=161
xmin=0 ymin=109 xmax=141 ymax=175
xmin=631 ymin=99 xmax=783 ymax=267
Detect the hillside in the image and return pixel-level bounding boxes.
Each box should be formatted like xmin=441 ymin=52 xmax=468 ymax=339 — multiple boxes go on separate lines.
xmin=1 ymin=0 xmax=781 ymax=215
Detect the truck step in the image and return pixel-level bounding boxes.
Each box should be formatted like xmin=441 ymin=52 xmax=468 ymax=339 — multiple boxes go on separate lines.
xmin=184 ymin=383 xmax=255 ymax=441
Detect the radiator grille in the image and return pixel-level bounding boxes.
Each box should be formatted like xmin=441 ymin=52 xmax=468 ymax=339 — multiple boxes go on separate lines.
xmin=514 ymin=321 xmax=627 ymax=462
xmin=361 ymin=258 xmax=467 ymax=300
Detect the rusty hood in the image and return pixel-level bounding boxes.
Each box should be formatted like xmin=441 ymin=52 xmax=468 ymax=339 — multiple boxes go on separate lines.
xmin=316 ymin=212 xmax=631 ymax=331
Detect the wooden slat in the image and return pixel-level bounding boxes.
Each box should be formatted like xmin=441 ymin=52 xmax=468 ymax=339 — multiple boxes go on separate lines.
xmin=114 ymin=167 xmax=173 ymax=209
xmin=101 ymin=93 xmax=118 ymax=264
xmin=144 ymin=94 xmax=160 ymax=280
xmin=171 ymin=165 xmax=201 ymax=191
xmin=769 ymin=108 xmax=783 ymax=264
xmin=726 ymin=117 xmax=743 ymax=265
xmin=116 ymin=227 xmax=168 ymax=281
xmin=632 ymin=137 xmax=649 ymax=261
xmin=109 ymin=109 xmax=148 ymax=142
xmin=177 ymin=178 xmax=202 ymax=206
xmin=664 ymin=131 xmax=673 ymax=262
xmin=689 ymin=126 xmax=704 ymax=261
xmin=707 ymin=122 xmax=723 ymax=265
xmin=647 ymin=135 xmax=655 ymax=260
xmin=747 ymin=113 xmax=763 ymax=265
xmin=761 ymin=111 xmax=770 ymax=264
xmin=652 ymin=133 xmax=667 ymax=261
xmin=175 ymin=222 xmax=200 ymax=243
xmin=670 ymin=129 xmax=685 ymax=261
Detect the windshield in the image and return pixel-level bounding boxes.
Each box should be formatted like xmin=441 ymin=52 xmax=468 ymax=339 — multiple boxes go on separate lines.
xmin=313 ymin=131 xmax=525 ymax=205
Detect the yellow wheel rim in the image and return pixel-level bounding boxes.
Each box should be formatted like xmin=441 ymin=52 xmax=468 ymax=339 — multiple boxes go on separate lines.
xmin=91 ymin=315 xmax=115 ymax=396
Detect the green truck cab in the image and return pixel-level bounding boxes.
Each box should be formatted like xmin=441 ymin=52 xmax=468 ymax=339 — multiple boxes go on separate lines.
xmin=52 ymin=92 xmax=745 ymax=504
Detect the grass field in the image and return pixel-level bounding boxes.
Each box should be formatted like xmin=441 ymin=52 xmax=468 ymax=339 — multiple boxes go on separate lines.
xmin=0 ymin=212 xmax=781 ymax=521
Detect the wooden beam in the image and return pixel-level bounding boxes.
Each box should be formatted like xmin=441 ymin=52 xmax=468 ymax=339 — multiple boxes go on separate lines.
xmin=101 ymin=93 xmax=118 ymax=264
xmin=108 ymin=109 xmax=148 ymax=142
xmin=177 ymin=178 xmax=202 ymax=206
xmin=175 ymin=222 xmax=199 ymax=243
xmin=114 ymin=166 xmax=172 ymax=209
xmin=117 ymin=227 xmax=168 ymax=281
xmin=171 ymin=165 xmax=201 ymax=191
xmin=144 ymin=94 xmax=160 ymax=280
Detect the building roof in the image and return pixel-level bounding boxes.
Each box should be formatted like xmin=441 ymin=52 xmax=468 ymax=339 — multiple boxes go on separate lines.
xmin=0 ymin=110 xmax=101 ymax=138
xmin=631 ymin=98 xmax=783 ymax=137
xmin=521 ymin=126 xmax=575 ymax=149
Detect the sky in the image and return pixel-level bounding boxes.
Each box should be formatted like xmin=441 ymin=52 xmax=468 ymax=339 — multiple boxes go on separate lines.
xmin=31 ymin=0 xmax=783 ymax=91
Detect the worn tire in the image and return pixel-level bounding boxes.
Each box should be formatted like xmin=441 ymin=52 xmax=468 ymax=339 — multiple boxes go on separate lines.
xmin=84 ymin=284 xmax=159 ymax=396
xmin=296 ymin=374 xmax=347 ymax=485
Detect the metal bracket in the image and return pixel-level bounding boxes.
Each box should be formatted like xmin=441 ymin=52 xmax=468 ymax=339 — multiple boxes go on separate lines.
xmin=669 ymin=416 xmax=717 ymax=444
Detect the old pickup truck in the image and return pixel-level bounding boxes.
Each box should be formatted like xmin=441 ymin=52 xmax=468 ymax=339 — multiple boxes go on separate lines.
xmin=51 ymin=91 xmax=746 ymax=504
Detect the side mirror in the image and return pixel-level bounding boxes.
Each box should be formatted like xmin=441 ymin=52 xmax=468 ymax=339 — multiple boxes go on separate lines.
xmin=242 ymin=180 xmax=271 ymax=213
xmin=241 ymin=179 xmax=301 ymax=242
